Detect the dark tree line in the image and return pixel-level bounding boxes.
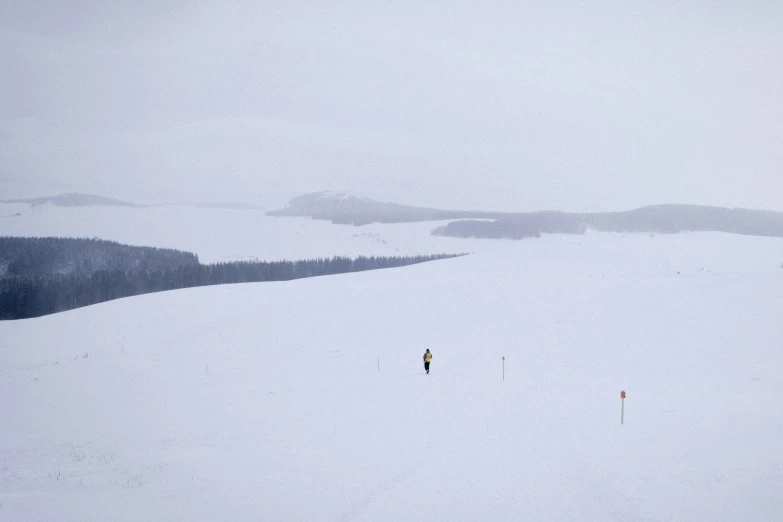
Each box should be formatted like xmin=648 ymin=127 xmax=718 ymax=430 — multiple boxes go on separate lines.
xmin=0 ymin=236 xmax=199 ymax=278
xmin=433 ymin=212 xmax=587 ymax=239
xmin=0 ymin=237 xmax=460 ymax=319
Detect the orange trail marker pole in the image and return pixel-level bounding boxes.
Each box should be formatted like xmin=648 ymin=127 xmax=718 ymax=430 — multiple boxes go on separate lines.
xmin=620 ymin=390 xmax=626 ymax=424
xmin=502 ymin=356 xmax=505 ymax=381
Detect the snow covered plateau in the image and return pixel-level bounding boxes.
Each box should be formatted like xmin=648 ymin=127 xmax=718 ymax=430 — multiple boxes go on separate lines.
xmin=1 ymin=202 xmax=782 ymax=520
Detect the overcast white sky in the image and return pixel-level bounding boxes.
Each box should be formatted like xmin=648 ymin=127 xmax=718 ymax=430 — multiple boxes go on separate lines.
xmin=1 ymin=1 xmax=781 ymax=211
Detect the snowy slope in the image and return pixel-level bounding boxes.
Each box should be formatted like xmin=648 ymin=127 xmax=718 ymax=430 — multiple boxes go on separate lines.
xmin=2 ymin=231 xmax=782 ymax=520
xmin=0 ymin=203 xmax=471 ymax=262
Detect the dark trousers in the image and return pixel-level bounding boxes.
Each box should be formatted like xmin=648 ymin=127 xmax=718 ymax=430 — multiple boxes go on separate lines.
xmin=424 ymin=361 xmax=430 ymax=373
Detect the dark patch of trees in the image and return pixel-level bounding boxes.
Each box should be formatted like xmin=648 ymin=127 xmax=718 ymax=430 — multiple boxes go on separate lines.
xmin=0 ymin=237 xmax=460 ymax=320
xmin=433 ymin=213 xmax=586 ymax=239
xmin=434 ymin=206 xmax=783 ymax=240
xmin=582 ymin=205 xmax=783 ymax=236
xmin=0 ymin=237 xmax=199 ymax=279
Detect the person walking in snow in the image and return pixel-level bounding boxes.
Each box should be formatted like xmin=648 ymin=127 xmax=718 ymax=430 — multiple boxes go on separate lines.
xmin=423 ymin=349 xmax=432 ymax=374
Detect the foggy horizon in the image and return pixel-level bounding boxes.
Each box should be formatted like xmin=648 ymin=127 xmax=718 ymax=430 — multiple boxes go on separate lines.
xmin=2 ymin=1 xmax=782 ymax=213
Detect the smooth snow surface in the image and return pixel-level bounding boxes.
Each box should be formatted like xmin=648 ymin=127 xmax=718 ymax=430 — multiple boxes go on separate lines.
xmin=2 ymin=206 xmax=783 ymax=520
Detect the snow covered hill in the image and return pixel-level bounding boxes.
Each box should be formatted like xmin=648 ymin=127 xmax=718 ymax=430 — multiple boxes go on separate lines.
xmin=0 ymin=193 xmax=141 ymax=208
xmin=2 ymin=231 xmax=782 ymax=520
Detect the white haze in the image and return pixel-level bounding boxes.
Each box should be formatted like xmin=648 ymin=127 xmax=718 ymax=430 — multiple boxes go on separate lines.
xmin=2 ymin=1 xmax=782 ymax=211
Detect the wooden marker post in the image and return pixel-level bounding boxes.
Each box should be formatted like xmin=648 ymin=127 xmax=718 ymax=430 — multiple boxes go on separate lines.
xmin=620 ymin=390 xmax=626 ymax=424
xmin=502 ymin=356 xmax=505 ymax=381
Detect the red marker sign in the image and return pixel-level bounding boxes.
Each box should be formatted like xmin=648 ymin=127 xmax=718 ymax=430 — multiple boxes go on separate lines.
xmin=620 ymin=390 xmax=626 ymax=424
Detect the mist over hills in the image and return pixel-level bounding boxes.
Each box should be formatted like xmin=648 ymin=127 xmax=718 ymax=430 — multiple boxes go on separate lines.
xmin=269 ymin=192 xmax=783 ymax=239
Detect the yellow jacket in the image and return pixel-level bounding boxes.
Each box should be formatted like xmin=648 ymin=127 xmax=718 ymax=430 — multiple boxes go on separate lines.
xmin=424 ymin=352 xmax=432 ymax=362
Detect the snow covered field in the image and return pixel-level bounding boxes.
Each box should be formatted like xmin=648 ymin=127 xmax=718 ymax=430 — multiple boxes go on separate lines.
xmin=2 ymin=204 xmax=783 ymax=520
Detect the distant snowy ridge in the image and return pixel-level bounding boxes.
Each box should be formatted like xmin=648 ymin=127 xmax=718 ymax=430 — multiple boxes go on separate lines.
xmin=269 ymin=192 xmax=783 ymax=238
xmin=1 ymin=193 xmax=141 ymax=208
xmin=267 ymin=191 xmax=500 ymax=224
xmin=1 ymin=193 xmax=261 ymax=210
